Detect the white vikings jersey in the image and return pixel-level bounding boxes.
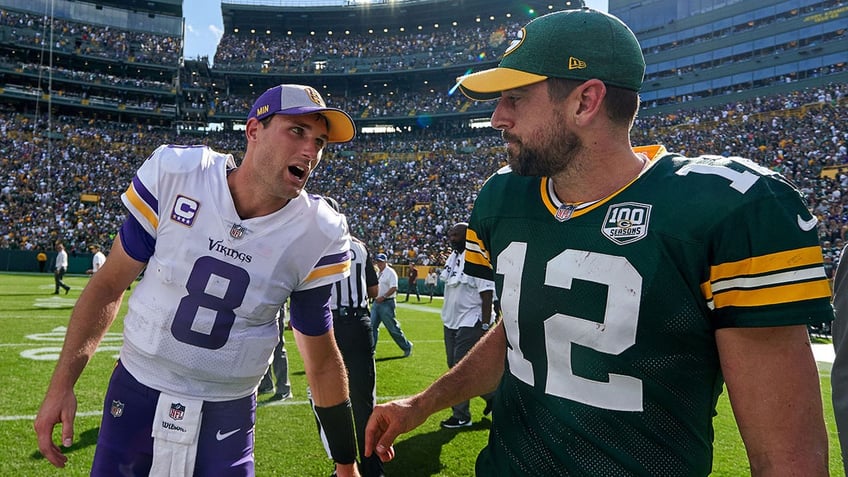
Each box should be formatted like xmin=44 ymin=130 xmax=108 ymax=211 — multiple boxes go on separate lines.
xmin=120 ymin=145 xmax=350 ymax=400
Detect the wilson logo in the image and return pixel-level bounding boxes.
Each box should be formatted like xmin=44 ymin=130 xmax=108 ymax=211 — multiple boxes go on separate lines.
xmin=161 ymin=421 xmax=187 ymax=433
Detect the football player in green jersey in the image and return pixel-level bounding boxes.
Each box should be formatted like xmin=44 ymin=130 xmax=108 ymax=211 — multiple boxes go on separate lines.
xmin=365 ymin=8 xmax=832 ymax=476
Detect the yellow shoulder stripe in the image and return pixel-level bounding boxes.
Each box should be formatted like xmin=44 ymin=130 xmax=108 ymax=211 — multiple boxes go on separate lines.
xmin=465 ymin=227 xmax=491 ymax=269
xmin=124 ymin=184 xmax=159 ymax=229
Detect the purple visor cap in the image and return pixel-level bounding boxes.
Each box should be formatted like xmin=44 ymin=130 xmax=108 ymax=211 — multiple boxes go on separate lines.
xmin=247 ymin=84 xmax=355 ymax=143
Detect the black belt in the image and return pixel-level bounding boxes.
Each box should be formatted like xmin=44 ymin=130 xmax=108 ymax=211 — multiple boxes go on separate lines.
xmin=334 ymin=307 xmax=370 ymax=319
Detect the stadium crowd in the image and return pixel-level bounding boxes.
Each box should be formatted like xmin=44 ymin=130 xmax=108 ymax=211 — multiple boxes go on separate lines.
xmin=1 ymin=83 xmax=845 ymax=272
xmin=213 ymin=21 xmax=520 ymax=74
xmin=210 ymin=87 xmax=492 ymax=121
xmin=0 ymin=8 xmax=181 ymax=65
xmin=3 ymin=3 xmax=846 ymax=119
xmin=3 ymin=0 xmax=843 ymax=81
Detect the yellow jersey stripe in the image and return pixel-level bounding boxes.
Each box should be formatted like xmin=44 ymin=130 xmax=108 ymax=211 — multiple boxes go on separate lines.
xmin=465 ymin=249 xmax=490 ymax=268
xmin=540 ymin=178 xmax=556 ymax=213
xmin=125 ymin=184 xmax=159 ymax=229
xmin=632 ymin=145 xmax=667 ymax=158
xmin=539 ymin=146 xmax=661 ymax=219
xmin=465 ymin=228 xmax=491 ymax=268
xmin=710 ymin=279 xmax=832 ymax=309
xmin=709 ymin=246 xmax=824 ymax=282
xmin=305 ymin=260 xmax=350 ymax=284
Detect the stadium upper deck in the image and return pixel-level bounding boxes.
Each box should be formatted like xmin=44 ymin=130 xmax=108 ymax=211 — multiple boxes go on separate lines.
xmin=0 ymin=0 xmax=844 ymax=133
xmin=612 ymin=0 xmax=848 ymax=114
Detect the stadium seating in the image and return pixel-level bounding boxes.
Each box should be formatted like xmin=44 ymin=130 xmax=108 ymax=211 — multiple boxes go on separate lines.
xmin=0 ymin=2 xmax=845 ymax=274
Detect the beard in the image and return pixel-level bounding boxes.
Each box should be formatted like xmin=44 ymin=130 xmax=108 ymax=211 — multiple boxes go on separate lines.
xmin=449 ymin=240 xmax=464 ymax=252
xmin=504 ymin=113 xmax=583 ymax=177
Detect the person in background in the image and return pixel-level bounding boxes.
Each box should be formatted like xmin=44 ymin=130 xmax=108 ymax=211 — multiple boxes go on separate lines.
xmin=365 ymin=9 xmax=831 ymax=475
xmin=401 ymin=264 xmax=420 ymax=302
xmin=258 ymin=308 xmax=292 ymax=402
xmin=34 ymin=84 xmax=362 ymax=477
xmin=831 ymin=243 xmax=848 ymax=475
xmin=425 ymin=268 xmax=438 ymax=303
xmin=37 ymin=249 xmax=48 ymax=273
xmin=86 ymin=244 xmax=106 ymax=275
xmin=321 ymin=196 xmax=384 ymax=477
xmin=371 ymin=253 xmax=413 ymax=358
xmin=437 ymin=222 xmax=495 ymax=429
xmin=53 ymin=242 xmax=71 ymax=294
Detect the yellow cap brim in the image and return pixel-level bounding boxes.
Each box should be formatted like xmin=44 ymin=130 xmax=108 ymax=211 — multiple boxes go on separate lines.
xmin=320 ymin=110 xmax=356 ymax=143
xmin=456 ymin=67 xmax=548 ymax=101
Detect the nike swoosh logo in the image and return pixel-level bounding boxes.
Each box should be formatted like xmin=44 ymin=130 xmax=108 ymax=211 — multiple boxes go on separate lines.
xmin=797 ymin=214 xmax=818 ymax=232
xmin=216 ymin=428 xmax=241 ymax=441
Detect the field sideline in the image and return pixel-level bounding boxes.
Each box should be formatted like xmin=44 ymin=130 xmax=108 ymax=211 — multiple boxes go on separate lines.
xmin=0 ymin=272 xmax=842 ymax=476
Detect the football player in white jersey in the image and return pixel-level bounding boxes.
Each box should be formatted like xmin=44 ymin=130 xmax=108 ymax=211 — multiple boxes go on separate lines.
xmin=35 ymin=84 xmax=362 ymax=477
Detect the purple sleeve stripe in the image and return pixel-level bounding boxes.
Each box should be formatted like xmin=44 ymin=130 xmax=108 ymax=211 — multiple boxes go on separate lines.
xmin=119 ymin=215 xmax=156 ymax=263
xmin=316 ymin=250 xmax=350 ymax=267
xmin=289 ymin=284 xmax=333 ymax=336
xmin=132 ymin=176 xmax=158 ymax=211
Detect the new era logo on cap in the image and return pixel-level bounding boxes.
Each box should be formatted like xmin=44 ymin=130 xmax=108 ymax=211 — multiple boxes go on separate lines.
xmin=247 ymin=84 xmax=356 ymax=143
xmin=568 ymin=57 xmax=587 ymax=70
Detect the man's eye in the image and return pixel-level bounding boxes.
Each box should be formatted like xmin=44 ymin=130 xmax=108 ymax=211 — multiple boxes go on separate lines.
xmin=291 ymin=126 xmax=304 ymax=135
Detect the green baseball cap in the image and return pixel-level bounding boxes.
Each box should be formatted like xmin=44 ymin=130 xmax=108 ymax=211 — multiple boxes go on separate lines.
xmin=456 ymin=8 xmax=645 ymax=100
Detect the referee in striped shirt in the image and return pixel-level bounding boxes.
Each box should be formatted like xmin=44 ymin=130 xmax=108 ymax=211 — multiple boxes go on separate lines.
xmin=323 ymin=197 xmax=384 ymax=477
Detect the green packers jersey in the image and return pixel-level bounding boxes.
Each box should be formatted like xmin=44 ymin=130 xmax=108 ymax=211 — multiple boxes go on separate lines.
xmin=465 ymin=145 xmax=832 ymax=476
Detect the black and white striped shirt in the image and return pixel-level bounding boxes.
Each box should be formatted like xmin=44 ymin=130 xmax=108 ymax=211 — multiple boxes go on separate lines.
xmin=331 ymin=236 xmax=378 ymax=311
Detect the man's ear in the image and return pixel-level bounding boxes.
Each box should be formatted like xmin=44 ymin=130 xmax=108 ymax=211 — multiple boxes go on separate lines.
xmin=245 ymin=117 xmax=261 ymax=142
xmin=572 ymin=79 xmax=607 ymax=125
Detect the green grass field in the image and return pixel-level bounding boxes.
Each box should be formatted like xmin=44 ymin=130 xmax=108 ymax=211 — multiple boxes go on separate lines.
xmin=0 ymin=272 xmax=842 ymax=476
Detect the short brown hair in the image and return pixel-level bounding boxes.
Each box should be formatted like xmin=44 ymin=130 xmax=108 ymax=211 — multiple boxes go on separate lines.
xmin=546 ymin=78 xmax=639 ymax=128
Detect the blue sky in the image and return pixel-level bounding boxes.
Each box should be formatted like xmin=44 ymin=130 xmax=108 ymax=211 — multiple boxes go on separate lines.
xmin=182 ymin=0 xmax=609 ymax=61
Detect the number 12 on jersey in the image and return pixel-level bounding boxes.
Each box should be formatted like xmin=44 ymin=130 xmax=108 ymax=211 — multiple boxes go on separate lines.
xmin=497 ymin=242 xmax=644 ymax=411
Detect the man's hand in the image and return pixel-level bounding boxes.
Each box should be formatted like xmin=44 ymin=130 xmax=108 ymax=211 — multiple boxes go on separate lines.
xmin=365 ymin=397 xmax=430 ymax=462
xmin=33 ymin=388 xmax=78 ymax=468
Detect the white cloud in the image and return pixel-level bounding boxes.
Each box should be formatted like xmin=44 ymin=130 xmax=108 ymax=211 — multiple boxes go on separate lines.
xmin=209 ymin=24 xmax=224 ymax=41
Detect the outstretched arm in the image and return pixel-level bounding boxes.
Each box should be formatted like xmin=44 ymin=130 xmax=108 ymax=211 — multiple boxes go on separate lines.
xmin=717 ymin=325 xmax=828 ymax=476
xmin=365 ymin=322 xmax=506 ymax=462
xmin=295 ymin=329 xmax=350 ymax=406
xmin=295 ymin=328 xmax=360 ymax=477
xmin=34 ymin=236 xmax=144 ymax=467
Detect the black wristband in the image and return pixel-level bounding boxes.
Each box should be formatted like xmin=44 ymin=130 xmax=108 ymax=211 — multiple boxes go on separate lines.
xmin=313 ymin=399 xmax=357 ymax=464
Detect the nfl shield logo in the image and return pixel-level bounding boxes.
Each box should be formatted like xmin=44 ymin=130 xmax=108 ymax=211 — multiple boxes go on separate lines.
xmin=169 ymin=402 xmax=186 ymax=421
xmin=555 ymin=204 xmax=576 ymax=222
xmin=230 ymin=223 xmax=246 ymax=239
xmin=110 ymin=400 xmax=124 ymax=418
